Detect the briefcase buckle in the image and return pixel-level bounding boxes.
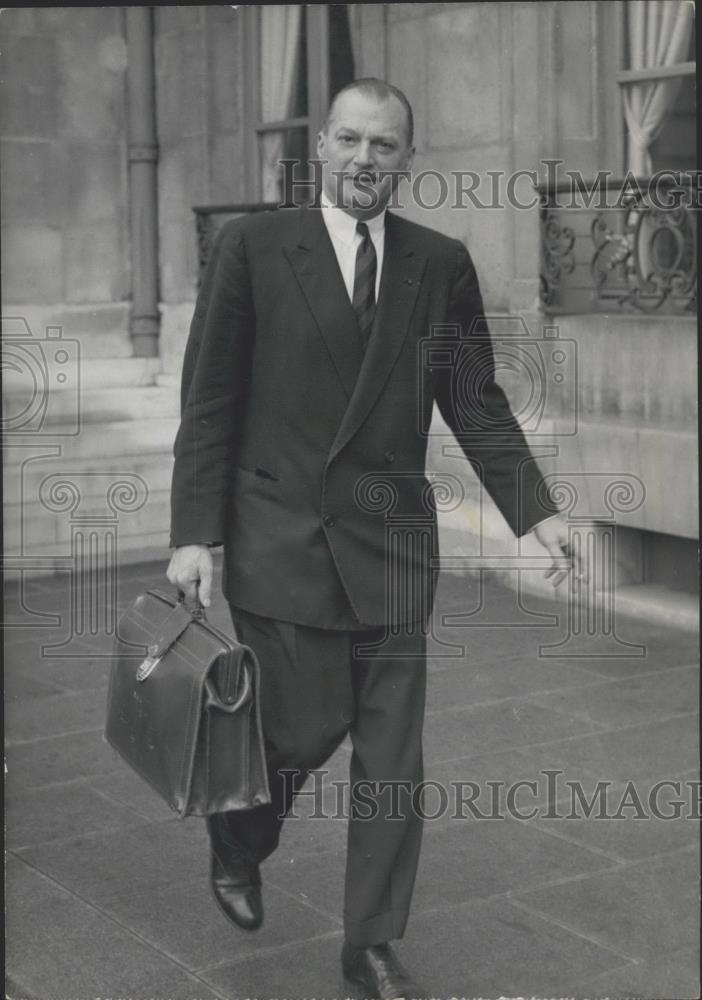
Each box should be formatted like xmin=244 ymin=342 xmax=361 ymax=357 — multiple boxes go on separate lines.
xmin=136 ymin=653 xmax=161 ymax=682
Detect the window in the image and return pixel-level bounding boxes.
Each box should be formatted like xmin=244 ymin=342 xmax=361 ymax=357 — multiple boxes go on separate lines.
xmin=617 ymin=0 xmax=695 ymax=175
xmin=243 ymin=5 xmax=356 ymax=203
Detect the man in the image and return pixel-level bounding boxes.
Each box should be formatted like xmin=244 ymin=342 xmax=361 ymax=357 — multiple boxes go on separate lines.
xmin=168 ymin=78 xmax=580 ymax=999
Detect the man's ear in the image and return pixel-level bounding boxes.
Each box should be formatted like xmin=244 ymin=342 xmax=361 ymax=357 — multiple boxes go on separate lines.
xmin=317 ymin=130 xmax=326 ymax=158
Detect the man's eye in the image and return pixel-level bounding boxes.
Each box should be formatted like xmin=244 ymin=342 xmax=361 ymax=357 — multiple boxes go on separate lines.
xmin=339 ymin=136 xmax=355 ymax=144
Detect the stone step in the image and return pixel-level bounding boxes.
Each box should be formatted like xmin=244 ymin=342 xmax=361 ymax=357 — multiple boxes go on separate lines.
xmin=2 ymin=418 xmax=181 ymax=464
xmin=4 ymin=482 xmax=172 ymax=520
xmin=2 ymin=304 xmax=133 ymax=358
xmin=1 ymin=356 xmax=161 ymax=395
xmin=4 ymin=530 xmax=173 ymax=576
xmin=73 ymin=330 xmax=134 ymax=358
xmin=4 ymin=490 xmax=173 ymax=550
xmin=2 ymin=385 xmax=180 ymax=426
xmin=3 ymin=453 xmax=174 ymax=502
xmin=79 ymin=357 xmax=162 ymax=388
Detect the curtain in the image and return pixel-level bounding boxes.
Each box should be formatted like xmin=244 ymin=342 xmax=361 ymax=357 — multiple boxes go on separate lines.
xmin=622 ymin=0 xmax=694 ymax=175
xmin=260 ymin=5 xmax=303 ymax=201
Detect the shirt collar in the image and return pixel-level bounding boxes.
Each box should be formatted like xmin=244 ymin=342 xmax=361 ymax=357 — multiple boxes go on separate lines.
xmin=320 ymin=193 xmax=386 ymax=247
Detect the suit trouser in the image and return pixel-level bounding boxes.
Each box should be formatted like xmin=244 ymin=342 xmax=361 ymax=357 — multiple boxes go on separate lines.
xmin=209 ymin=604 xmax=427 ymax=947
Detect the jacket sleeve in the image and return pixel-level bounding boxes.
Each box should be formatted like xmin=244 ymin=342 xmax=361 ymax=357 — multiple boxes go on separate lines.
xmin=169 ymin=220 xmax=255 ymax=548
xmin=434 ymin=240 xmax=559 ymax=536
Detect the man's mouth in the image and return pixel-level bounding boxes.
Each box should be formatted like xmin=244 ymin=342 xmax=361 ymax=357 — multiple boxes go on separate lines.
xmin=351 ymin=171 xmax=378 ymax=186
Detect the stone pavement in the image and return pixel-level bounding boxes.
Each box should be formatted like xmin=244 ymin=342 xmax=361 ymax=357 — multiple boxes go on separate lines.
xmin=4 ymin=558 xmax=700 ymax=1000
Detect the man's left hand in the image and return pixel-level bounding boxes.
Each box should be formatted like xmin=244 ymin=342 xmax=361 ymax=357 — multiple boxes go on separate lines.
xmin=533 ymin=514 xmax=588 ymax=588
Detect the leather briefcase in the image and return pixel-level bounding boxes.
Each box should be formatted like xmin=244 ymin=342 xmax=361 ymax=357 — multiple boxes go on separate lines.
xmin=105 ymin=589 xmax=270 ymax=818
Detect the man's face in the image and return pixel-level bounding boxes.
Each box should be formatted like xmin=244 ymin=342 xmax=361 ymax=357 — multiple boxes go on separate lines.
xmin=317 ymin=90 xmax=415 ymax=219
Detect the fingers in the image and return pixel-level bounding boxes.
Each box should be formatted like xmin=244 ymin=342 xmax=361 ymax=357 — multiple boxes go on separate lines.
xmin=544 ymin=560 xmax=570 ymax=588
xmin=570 ymin=537 xmax=589 ymax=585
xmin=197 ymin=552 xmax=213 ymax=608
xmin=542 ymin=539 xmax=572 ymax=589
xmin=182 ymin=578 xmax=200 ymax=603
xmin=166 ymin=545 xmax=214 ymax=608
xmin=166 ymin=554 xmax=179 ymax=589
xmin=541 ymin=532 xmax=591 ymax=590
xmin=559 ymin=534 xmax=589 ymax=587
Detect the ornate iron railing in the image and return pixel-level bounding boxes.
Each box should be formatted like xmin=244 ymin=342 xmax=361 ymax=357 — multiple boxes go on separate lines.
xmin=192 ymin=203 xmax=278 ymax=286
xmin=537 ymin=176 xmax=696 ymax=315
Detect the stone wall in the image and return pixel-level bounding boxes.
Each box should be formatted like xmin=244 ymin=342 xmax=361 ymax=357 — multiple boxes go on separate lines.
xmin=1 ymin=7 xmax=130 ymax=346
xmin=0 ymin=5 xmax=249 ymax=366
xmin=545 ymin=314 xmax=697 ymax=540
xmin=379 ymin=1 xmax=620 ymax=314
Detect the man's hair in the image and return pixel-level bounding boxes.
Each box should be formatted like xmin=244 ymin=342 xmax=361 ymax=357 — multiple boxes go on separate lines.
xmin=323 ymin=78 xmax=415 ymax=148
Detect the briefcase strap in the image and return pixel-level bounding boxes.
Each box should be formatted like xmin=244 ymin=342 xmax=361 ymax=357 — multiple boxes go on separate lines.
xmin=139 ymin=601 xmax=195 ymax=670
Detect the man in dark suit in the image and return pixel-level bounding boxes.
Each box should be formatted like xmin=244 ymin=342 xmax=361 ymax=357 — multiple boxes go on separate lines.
xmin=168 ymin=78 xmax=581 ymax=998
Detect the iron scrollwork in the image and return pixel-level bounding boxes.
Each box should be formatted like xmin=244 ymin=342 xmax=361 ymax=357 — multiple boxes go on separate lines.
xmin=193 ymin=203 xmax=280 ymax=288
xmin=591 ymin=192 xmax=696 ymax=313
xmin=540 ymin=209 xmax=576 ymax=308
xmin=537 ymin=177 xmax=696 ymax=315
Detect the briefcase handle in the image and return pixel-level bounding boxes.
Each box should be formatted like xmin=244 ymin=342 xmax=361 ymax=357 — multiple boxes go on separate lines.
xmin=204 ymin=665 xmax=252 ymax=714
xmin=177 ymin=587 xmax=206 ymax=620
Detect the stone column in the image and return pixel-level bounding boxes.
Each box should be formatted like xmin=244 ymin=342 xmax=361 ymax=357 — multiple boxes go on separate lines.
xmin=125 ymin=6 xmax=160 ymax=357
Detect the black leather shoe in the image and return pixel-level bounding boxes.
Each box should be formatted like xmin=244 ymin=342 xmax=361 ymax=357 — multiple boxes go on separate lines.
xmin=342 ymin=941 xmax=427 ymax=1000
xmin=208 ymin=832 xmax=263 ymax=931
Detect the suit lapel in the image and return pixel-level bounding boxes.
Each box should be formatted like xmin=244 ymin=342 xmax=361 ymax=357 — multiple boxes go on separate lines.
xmin=329 ymin=212 xmax=427 ymax=461
xmin=282 ymin=207 xmax=363 ymax=400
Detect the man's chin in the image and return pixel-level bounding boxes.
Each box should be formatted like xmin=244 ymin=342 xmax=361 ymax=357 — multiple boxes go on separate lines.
xmin=344 ymin=184 xmax=390 ymax=216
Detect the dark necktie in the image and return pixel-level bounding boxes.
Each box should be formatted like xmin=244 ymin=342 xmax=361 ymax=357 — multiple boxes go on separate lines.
xmin=352 ymin=221 xmax=377 ymax=351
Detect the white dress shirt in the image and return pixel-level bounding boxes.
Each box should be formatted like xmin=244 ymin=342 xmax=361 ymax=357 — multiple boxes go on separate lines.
xmin=320 ymin=194 xmax=386 ymax=302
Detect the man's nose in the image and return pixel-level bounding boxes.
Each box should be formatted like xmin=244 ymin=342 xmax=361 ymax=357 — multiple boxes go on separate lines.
xmin=353 ymin=141 xmax=374 ymax=168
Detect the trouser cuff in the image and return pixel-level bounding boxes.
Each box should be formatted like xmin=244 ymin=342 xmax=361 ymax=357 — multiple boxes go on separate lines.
xmin=343 ymin=908 xmax=408 ymax=947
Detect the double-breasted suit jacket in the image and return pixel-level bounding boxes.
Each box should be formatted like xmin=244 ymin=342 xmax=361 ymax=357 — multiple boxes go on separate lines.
xmin=169 ymin=205 xmax=557 ymax=629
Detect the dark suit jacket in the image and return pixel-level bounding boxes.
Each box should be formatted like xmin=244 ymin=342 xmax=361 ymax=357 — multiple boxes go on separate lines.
xmin=169 ymin=206 xmax=558 ymax=628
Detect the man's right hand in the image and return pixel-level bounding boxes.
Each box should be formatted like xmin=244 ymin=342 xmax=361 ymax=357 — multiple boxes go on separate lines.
xmin=166 ymin=544 xmax=214 ymax=608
